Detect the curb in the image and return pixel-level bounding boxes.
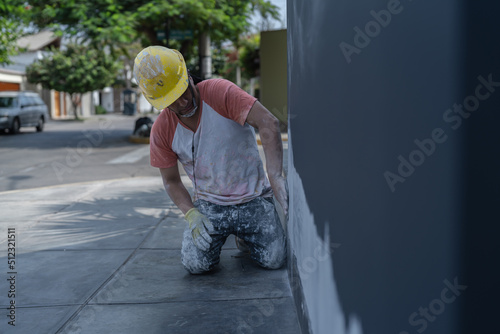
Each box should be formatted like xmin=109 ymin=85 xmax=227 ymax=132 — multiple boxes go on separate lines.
xmin=0 ymin=176 xmax=158 ymax=195
xmin=128 ymin=134 xmax=288 ymax=145
xmin=129 ymin=135 xmax=150 ymax=144
xmin=256 ymin=133 xmax=288 ymax=145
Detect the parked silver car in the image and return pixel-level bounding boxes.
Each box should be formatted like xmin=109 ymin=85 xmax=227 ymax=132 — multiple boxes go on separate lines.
xmin=0 ymin=91 xmax=49 ymax=134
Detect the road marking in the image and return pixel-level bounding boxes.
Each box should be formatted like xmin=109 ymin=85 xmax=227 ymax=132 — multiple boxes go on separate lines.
xmin=107 ymin=146 xmax=150 ymax=164
xmin=0 ymin=176 xmax=160 ymax=195
xmin=106 ymin=142 xmax=285 ymax=165
xmin=20 ymin=167 xmax=36 ymax=173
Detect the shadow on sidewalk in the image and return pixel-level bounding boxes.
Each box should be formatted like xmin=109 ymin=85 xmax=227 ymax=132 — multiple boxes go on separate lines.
xmin=0 ymin=179 xmax=301 ymax=334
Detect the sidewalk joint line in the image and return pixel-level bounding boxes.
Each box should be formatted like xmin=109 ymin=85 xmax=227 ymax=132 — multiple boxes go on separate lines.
xmin=3 ymin=304 xmax=82 ymax=309
xmin=31 ymin=248 xmax=139 ymax=252
xmin=55 ymin=215 xmax=167 ymax=334
xmin=87 ymin=296 xmax=292 ymax=306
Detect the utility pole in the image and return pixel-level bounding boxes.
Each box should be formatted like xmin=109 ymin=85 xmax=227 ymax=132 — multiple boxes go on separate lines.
xmin=199 ymin=31 xmax=211 ymax=79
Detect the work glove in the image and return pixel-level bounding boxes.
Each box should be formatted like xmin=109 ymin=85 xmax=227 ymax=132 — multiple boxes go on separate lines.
xmin=185 ymin=208 xmax=215 ymax=251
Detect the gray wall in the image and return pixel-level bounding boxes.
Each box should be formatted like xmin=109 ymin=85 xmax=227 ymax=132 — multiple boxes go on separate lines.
xmin=287 ymin=0 xmax=500 ymax=333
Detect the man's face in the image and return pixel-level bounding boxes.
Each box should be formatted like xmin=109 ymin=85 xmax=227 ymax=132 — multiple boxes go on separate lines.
xmin=169 ymin=79 xmax=196 ymax=116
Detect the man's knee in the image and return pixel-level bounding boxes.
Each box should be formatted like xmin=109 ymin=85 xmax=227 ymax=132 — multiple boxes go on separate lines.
xmin=183 ymin=262 xmax=215 ymax=275
xmin=264 ymin=250 xmax=287 ymax=269
xmin=181 ymin=255 xmax=217 ymax=274
xmin=254 ymin=239 xmax=287 ymax=270
xmin=181 ymin=241 xmax=219 ymax=274
xmin=181 ymin=225 xmax=219 ymax=274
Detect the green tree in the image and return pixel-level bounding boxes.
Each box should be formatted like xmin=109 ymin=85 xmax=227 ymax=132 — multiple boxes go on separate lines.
xmin=220 ymin=34 xmax=260 ymax=89
xmin=26 ymin=44 xmax=121 ymax=119
xmin=239 ymin=34 xmax=261 ymax=79
xmin=0 ymin=1 xmax=28 ymax=65
xmin=26 ymin=0 xmax=137 ymax=60
xmin=26 ymin=0 xmax=279 ymax=65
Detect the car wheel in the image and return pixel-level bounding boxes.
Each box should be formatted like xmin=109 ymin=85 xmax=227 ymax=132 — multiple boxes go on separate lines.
xmin=10 ymin=118 xmax=20 ymax=134
xmin=36 ymin=117 xmax=44 ymax=132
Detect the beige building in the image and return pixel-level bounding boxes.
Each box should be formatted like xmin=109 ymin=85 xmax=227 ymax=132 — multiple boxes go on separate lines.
xmin=260 ymin=29 xmax=287 ymax=130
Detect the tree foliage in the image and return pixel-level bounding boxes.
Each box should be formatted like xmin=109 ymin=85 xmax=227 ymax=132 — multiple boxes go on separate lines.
xmin=220 ymin=34 xmax=260 ymax=87
xmin=26 ymin=45 xmax=121 ymax=118
xmin=25 ymin=0 xmax=280 ymax=63
xmin=239 ymin=34 xmax=261 ymax=79
xmin=27 ymin=0 xmax=137 ymax=57
xmin=0 ymin=1 xmax=28 ymax=65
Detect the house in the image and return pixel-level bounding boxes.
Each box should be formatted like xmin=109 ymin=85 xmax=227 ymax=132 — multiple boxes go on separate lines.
xmin=0 ymin=68 xmax=24 ymax=91
xmin=1 ymin=31 xmax=93 ymax=119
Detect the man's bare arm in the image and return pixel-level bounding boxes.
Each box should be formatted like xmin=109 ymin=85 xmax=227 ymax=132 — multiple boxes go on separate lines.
xmin=246 ymin=101 xmax=288 ymax=216
xmin=159 ymin=165 xmax=195 ymax=215
xmin=246 ymin=101 xmax=283 ymax=178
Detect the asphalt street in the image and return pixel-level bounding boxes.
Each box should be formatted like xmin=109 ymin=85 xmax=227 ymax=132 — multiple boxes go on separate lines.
xmin=0 ymin=114 xmax=159 ymax=192
xmin=0 ymin=113 xmax=288 ymax=192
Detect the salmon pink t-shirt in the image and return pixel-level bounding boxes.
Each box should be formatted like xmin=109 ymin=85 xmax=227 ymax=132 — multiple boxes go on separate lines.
xmin=150 ymin=78 xmax=272 ymax=205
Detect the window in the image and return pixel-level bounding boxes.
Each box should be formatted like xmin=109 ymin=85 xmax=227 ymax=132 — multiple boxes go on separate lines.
xmin=25 ymin=96 xmax=37 ymax=106
xmin=33 ymin=96 xmax=44 ymax=106
xmin=0 ymin=97 xmax=15 ymax=108
xmin=19 ymin=95 xmax=29 ymax=107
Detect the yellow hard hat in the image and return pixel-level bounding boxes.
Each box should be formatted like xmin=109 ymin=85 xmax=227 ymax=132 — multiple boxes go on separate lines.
xmin=133 ymin=46 xmax=189 ymax=110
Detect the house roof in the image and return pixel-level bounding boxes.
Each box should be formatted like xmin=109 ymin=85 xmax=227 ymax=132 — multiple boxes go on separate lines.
xmin=0 ymin=68 xmax=24 ymax=76
xmin=1 ymin=51 xmax=50 ymax=74
xmin=17 ymin=31 xmax=61 ymax=51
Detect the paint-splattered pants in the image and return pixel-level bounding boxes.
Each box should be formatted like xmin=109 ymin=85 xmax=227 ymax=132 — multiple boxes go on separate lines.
xmin=181 ymin=196 xmax=287 ymax=274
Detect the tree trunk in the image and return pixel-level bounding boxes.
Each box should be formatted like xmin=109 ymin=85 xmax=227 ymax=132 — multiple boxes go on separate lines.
xmin=236 ymin=65 xmax=241 ymax=87
xmin=144 ymin=27 xmax=161 ymax=45
xmin=232 ymin=41 xmax=241 ymax=86
xmin=71 ymin=93 xmax=80 ymax=120
xmin=179 ymin=39 xmax=193 ymax=58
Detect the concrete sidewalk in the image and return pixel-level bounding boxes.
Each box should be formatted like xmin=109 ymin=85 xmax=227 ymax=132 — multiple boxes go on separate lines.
xmin=0 ymin=177 xmax=300 ymax=334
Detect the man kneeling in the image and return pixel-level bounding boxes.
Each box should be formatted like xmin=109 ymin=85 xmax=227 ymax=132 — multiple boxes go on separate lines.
xmin=134 ymin=46 xmax=288 ymax=274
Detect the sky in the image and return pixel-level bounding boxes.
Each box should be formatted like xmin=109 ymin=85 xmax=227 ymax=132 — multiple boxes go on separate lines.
xmin=251 ymin=0 xmax=287 ymax=30
xmin=271 ymin=0 xmax=287 ymax=28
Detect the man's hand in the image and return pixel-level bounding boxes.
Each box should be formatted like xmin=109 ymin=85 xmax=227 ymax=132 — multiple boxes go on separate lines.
xmin=185 ymin=208 xmax=215 ymax=251
xmin=269 ymin=175 xmax=289 ymax=218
